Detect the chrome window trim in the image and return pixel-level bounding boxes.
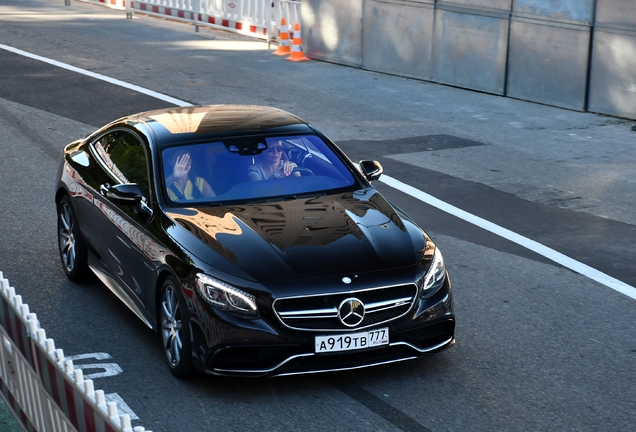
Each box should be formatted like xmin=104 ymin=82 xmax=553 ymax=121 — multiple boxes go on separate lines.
xmin=90 ymin=128 xmax=139 ymax=184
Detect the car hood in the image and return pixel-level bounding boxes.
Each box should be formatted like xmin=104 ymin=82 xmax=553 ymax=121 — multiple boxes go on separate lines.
xmin=164 ymin=189 xmax=426 ymax=283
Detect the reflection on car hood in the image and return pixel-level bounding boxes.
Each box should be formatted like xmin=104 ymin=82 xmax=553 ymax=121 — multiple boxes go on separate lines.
xmin=165 ymin=189 xmax=425 ymax=283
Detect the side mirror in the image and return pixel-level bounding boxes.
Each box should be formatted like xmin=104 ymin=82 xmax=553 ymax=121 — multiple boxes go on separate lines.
xmin=359 ymin=160 xmax=383 ymax=182
xmin=100 ymin=183 xmax=143 ymax=205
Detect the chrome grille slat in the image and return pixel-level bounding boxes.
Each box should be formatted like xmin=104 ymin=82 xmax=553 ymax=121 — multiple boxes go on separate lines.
xmin=278 ymin=308 xmax=338 ymax=318
xmin=279 ymin=314 xmax=338 ymax=319
xmin=273 ymin=284 xmax=417 ymax=331
xmin=366 ymin=297 xmax=412 ymax=312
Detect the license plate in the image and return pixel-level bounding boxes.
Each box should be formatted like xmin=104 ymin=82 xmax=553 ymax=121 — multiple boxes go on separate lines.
xmin=315 ymin=327 xmax=389 ymax=353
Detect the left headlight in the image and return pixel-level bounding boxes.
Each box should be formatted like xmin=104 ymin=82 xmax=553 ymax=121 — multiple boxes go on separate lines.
xmin=195 ymin=273 xmax=260 ymax=319
xmin=419 ymin=248 xmax=446 ymax=299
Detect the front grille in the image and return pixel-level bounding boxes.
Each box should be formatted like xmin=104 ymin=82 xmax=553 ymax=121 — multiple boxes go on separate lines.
xmin=274 ymin=345 xmax=418 ymax=375
xmin=273 ymin=283 xmax=417 ymax=331
xmin=209 ymin=346 xmax=301 ymax=370
xmin=208 ymin=344 xmax=422 ymax=377
xmin=398 ymin=319 xmax=455 ymax=349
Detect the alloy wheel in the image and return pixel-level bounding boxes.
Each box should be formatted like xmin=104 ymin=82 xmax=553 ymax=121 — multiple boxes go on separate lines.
xmin=159 ymin=277 xmax=193 ymax=377
xmin=57 ymin=196 xmax=90 ymax=281
xmin=58 ymin=201 xmax=76 ymax=274
xmin=161 ymin=282 xmax=184 ymax=367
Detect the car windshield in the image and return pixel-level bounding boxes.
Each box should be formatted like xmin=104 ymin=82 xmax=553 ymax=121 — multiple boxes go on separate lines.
xmin=161 ymin=134 xmax=359 ymax=206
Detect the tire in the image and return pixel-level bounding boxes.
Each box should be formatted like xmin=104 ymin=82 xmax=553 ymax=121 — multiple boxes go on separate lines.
xmin=57 ymin=195 xmax=91 ymax=282
xmin=159 ymin=277 xmax=194 ymax=378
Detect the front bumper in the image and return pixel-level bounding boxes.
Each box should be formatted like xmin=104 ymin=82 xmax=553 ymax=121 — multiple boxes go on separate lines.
xmin=191 ymin=277 xmax=455 ymax=377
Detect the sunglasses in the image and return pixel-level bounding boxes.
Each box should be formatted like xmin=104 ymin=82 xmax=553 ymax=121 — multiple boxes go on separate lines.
xmin=266 ymin=145 xmax=284 ymax=153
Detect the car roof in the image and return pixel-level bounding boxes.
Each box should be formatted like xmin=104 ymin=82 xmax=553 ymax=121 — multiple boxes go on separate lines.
xmin=131 ymin=105 xmax=314 ymax=147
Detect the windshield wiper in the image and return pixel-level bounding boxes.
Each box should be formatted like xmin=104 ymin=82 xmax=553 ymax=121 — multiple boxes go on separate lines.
xmin=208 ymin=192 xmax=328 ymax=206
xmin=282 ymin=191 xmax=327 ymax=200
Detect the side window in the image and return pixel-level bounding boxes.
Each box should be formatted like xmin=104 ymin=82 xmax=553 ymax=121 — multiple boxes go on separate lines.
xmin=93 ymin=130 xmax=151 ymax=197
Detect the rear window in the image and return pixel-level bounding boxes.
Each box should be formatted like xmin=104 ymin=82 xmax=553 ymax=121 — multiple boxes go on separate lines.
xmin=161 ymin=135 xmax=358 ymax=205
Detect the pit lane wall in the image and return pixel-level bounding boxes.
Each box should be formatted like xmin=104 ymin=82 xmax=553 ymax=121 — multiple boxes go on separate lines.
xmin=302 ymin=0 xmax=636 ymax=120
xmin=0 ymin=273 xmax=151 ymax=432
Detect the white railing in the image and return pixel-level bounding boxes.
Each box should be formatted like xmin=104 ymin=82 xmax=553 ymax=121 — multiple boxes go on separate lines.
xmin=0 ymin=272 xmax=151 ymax=432
xmin=75 ymin=0 xmax=301 ymax=42
xmin=269 ymin=0 xmax=301 ymax=45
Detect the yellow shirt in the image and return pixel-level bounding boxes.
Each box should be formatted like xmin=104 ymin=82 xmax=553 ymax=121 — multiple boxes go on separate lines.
xmin=167 ymin=177 xmax=205 ymax=201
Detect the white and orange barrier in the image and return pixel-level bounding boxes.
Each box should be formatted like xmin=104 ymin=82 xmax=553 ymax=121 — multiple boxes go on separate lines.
xmin=76 ymin=0 xmax=304 ymax=50
xmin=128 ymin=0 xmax=270 ymax=38
xmin=78 ymin=0 xmax=273 ymax=39
xmin=0 ymin=273 xmax=150 ymax=432
xmin=269 ymin=0 xmax=301 ymax=45
xmin=79 ymin=0 xmax=127 ymax=10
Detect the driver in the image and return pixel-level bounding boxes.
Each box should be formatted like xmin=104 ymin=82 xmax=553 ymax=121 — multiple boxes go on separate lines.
xmin=247 ymin=141 xmax=300 ymax=181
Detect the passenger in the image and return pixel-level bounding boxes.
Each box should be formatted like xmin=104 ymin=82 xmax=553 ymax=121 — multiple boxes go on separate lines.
xmin=247 ymin=141 xmax=300 ymax=181
xmin=165 ymin=149 xmax=215 ymax=201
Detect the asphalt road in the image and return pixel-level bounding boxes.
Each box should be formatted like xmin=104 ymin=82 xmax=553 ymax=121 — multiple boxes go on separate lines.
xmin=1 ymin=1 xmax=636 ymax=431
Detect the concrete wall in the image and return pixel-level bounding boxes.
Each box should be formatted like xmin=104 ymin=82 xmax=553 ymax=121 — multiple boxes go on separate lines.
xmin=301 ymin=0 xmax=636 ymax=119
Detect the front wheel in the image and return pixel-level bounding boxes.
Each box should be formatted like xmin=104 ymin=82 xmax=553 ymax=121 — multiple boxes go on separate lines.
xmin=159 ymin=277 xmax=194 ymax=378
xmin=57 ymin=195 xmax=91 ymax=282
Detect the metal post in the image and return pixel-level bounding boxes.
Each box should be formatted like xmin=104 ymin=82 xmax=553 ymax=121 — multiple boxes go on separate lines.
xmin=194 ymin=0 xmax=201 ymax=32
xmin=126 ymin=0 xmax=133 ymax=19
xmin=268 ymin=1 xmax=275 ymax=48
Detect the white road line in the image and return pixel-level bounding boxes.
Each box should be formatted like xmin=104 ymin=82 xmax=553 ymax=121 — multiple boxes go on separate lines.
xmin=3 ymin=44 xmax=635 ymax=300
xmin=0 ymin=44 xmax=191 ymax=107
xmin=381 ymin=175 xmax=636 ymax=300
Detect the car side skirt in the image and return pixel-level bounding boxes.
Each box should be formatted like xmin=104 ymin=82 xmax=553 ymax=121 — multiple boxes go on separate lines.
xmin=88 ymin=262 xmax=154 ymax=330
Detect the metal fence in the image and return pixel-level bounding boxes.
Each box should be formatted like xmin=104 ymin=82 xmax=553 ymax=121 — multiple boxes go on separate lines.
xmin=0 ymin=272 xmax=151 ymax=432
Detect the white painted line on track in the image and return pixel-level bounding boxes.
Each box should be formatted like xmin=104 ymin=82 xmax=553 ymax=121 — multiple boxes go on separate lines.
xmin=4 ymin=44 xmax=635 ymax=300
xmin=0 ymin=44 xmax=191 ymax=107
xmin=381 ymin=175 xmax=636 ymax=300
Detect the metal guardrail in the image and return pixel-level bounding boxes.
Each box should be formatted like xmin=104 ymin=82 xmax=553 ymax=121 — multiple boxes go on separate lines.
xmin=0 ymin=272 xmax=151 ymax=432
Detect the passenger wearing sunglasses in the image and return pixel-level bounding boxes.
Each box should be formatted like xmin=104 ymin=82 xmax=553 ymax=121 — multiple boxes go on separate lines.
xmin=247 ymin=141 xmax=300 ymax=181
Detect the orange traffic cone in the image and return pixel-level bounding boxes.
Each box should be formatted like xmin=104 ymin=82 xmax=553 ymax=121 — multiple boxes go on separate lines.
xmin=286 ymin=23 xmax=310 ymax=62
xmin=273 ymin=18 xmax=291 ymax=56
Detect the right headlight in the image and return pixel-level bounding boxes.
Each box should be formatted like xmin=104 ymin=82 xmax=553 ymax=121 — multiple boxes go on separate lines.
xmin=418 ymin=248 xmax=446 ymax=299
xmin=195 ymin=273 xmax=260 ymax=319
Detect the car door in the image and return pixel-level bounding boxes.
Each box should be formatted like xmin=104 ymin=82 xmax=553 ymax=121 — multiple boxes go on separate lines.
xmin=89 ymin=128 xmax=153 ymax=305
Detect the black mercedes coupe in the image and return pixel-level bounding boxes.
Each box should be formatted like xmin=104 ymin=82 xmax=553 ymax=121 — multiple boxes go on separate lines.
xmin=55 ymin=105 xmax=455 ymax=377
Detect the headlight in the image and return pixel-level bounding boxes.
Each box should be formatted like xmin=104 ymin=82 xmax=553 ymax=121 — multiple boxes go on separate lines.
xmin=195 ymin=273 xmax=260 ymax=319
xmin=419 ymin=248 xmax=446 ymax=298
